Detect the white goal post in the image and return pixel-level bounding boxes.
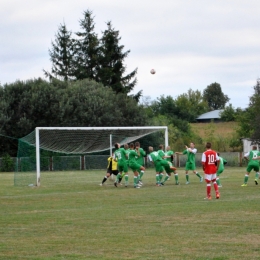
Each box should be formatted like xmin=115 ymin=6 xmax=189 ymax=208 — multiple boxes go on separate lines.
xmin=35 ymin=126 xmax=168 ymax=186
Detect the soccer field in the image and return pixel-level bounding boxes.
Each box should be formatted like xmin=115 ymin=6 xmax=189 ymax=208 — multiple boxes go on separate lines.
xmin=1 ymin=167 xmax=260 ymax=260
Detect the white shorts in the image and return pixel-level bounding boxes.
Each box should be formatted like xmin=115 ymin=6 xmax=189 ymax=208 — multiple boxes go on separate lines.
xmin=204 ymin=173 xmax=217 ymax=181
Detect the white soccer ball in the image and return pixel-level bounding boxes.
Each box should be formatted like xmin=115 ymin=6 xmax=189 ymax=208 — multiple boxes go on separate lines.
xmin=150 ymin=69 xmax=156 ymax=74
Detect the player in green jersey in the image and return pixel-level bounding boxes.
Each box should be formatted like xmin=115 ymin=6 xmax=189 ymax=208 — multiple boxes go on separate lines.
xmin=164 ymin=146 xmax=175 ymax=164
xmin=114 ymin=143 xmax=128 ymax=187
xmin=128 ymin=143 xmax=145 ymax=188
xmin=176 ymin=142 xmax=203 ymax=184
xmin=148 ymin=146 xmax=177 ymax=186
xmin=161 ymin=145 xmax=179 ymax=185
xmin=157 ymin=144 xmax=166 ymax=183
xmin=135 ymin=142 xmax=146 ymax=185
xmin=241 ymin=146 xmax=260 ymax=186
xmin=216 ymin=152 xmax=227 ymax=188
xmin=118 ymin=144 xmax=130 ymax=187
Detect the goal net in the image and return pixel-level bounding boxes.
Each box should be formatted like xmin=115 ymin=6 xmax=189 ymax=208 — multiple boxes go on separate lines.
xmin=14 ymin=126 xmax=168 ymax=186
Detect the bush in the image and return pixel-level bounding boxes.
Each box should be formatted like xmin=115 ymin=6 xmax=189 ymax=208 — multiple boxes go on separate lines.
xmin=0 ymin=154 xmax=14 ymax=172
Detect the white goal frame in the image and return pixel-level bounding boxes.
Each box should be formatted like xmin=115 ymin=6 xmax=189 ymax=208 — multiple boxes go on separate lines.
xmin=35 ymin=126 xmax=168 ymax=186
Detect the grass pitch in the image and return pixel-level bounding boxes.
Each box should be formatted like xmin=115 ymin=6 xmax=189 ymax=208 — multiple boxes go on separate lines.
xmin=1 ymin=167 xmax=260 ymax=260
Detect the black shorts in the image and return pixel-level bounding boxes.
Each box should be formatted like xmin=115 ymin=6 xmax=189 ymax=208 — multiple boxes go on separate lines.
xmin=107 ymin=169 xmax=119 ymax=175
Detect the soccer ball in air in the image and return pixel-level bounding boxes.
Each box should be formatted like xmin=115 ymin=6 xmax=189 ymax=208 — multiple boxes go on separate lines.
xmin=150 ymin=69 xmax=156 ymax=74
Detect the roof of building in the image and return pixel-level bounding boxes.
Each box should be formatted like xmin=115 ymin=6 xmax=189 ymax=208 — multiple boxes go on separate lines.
xmin=196 ymin=109 xmax=224 ymax=120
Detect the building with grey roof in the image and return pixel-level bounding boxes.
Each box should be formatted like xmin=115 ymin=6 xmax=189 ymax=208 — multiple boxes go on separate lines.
xmin=196 ymin=109 xmax=224 ymax=122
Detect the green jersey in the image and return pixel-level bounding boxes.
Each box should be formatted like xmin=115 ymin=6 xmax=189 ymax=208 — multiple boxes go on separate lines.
xmin=148 ymin=151 xmax=161 ymax=162
xmin=149 ymin=151 xmax=172 ymax=173
xmin=125 ymin=148 xmax=130 ymax=165
xmin=165 ymin=150 xmax=174 ymax=162
xmin=246 ymin=150 xmax=260 ymax=166
xmin=135 ymin=148 xmax=146 ymax=165
xmin=115 ymin=148 xmax=128 ymax=164
xmin=183 ymin=148 xmax=197 ymax=164
xmin=128 ymin=149 xmax=138 ymax=165
xmin=157 ymin=149 xmax=165 ymax=159
xmin=218 ymin=156 xmax=227 ymax=172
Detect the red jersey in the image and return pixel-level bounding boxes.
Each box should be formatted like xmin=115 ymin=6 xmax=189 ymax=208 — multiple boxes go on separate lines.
xmin=201 ymin=149 xmax=219 ymax=174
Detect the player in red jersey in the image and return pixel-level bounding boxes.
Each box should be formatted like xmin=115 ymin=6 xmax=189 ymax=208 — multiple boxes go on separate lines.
xmin=201 ymin=142 xmax=220 ymax=200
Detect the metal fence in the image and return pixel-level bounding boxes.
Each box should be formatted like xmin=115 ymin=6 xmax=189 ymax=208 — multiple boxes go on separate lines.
xmin=174 ymin=152 xmax=243 ymax=167
xmin=0 ymin=152 xmax=246 ymax=172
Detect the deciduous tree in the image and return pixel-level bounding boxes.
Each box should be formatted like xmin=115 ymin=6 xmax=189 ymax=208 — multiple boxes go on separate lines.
xmin=0 ymin=78 xmax=147 ymax=156
xmin=236 ymin=79 xmax=260 ymax=140
xmin=247 ymin=79 xmax=260 ymax=142
xmin=220 ymin=104 xmax=236 ymax=122
xmin=203 ymin=82 xmax=230 ymax=110
xmin=175 ymin=89 xmax=208 ymax=122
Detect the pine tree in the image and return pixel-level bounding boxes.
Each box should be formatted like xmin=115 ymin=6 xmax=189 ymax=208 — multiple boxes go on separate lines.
xmin=45 ymin=12 xmax=142 ymax=101
xmin=73 ymin=10 xmax=100 ymax=80
xmin=97 ymin=21 xmax=141 ymax=100
xmin=44 ymin=23 xmax=74 ymax=81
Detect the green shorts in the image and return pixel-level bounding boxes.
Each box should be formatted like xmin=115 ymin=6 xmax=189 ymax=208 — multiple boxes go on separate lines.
xmin=217 ymin=169 xmax=224 ymax=176
xmin=118 ymin=162 xmax=128 ymax=173
xmin=154 ymin=160 xmax=173 ymax=173
xmin=154 ymin=161 xmax=163 ymax=172
xmin=164 ymin=164 xmax=174 ymax=174
xmin=129 ymin=162 xmax=141 ymax=172
xmin=247 ymin=163 xmax=259 ymax=173
xmin=158 ymin=166 xmax=164 ymax=173
xmin=185 ymin=162 xmax=196 ymax=171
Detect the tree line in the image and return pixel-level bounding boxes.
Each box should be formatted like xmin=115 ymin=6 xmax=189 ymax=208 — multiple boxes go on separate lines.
xmin=0 ymin=78 xmax=146 ymax=156
xmin=0 ymin=78 xmax=232 ymax=157
xmin=0 ymin=76 xmax=257 ymax=157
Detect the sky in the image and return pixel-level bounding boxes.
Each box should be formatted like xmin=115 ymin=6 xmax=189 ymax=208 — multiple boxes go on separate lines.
xmin=1 ymin=0 xmax=260 ymax=109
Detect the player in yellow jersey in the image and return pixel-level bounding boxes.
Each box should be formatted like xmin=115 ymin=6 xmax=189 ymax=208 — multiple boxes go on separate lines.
xmin=100 ymin=153 xmax=119 ymax=186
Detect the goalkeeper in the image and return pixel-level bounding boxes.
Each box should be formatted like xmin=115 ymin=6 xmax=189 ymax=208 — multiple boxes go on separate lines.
xmin=100 ymin=152 xmax=119 ymax=186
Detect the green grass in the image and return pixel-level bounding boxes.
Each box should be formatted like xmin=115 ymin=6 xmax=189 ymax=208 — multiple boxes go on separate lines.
xmin=1 ymin=168 xmax=260 ymax=260
xmin=190 ymin=122 xmax=238 ymax=139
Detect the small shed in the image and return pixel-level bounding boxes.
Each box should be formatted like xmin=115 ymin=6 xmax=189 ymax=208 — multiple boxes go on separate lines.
xmin=196 ymin=109 xmax=224 ymax=123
